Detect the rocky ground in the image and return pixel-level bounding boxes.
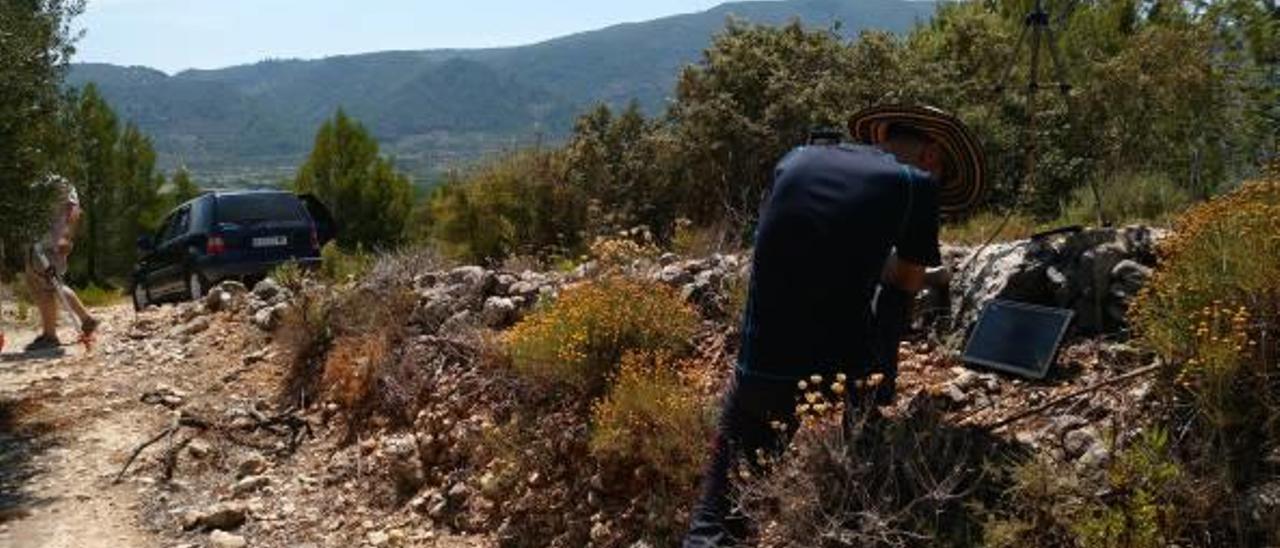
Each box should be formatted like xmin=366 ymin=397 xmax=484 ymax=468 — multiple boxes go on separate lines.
xmin=0 ymin=225 xmax=1168 ymax=547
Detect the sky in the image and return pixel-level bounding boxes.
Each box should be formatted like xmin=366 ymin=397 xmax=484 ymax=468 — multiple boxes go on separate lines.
xmin=75 ymin=0 xmax=728 ymax=74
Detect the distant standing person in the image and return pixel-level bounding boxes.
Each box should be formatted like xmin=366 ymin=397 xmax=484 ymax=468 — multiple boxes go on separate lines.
xmin=23 ymin=176 xmax=99 ymax=352
xmin=683 ymin=105 xmax=987 ymax=547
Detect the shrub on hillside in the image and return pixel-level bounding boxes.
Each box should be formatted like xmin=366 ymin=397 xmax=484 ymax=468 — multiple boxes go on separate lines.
xmin=1071 ymin=429 xmax=1187 ymax=548
xmin=1128 ymin=173 xmax=1280 ymax=543
xmin=588 ymin=228 xmax=660 ymax=273
xmin=426 ymin=150 xmax=587 ymax=263
xmin=279 ymin=250 xmax=425 ymax=427
xmin=319 ymin=241 xmax=373 ymax=283
xmin=1064 ymin=172 xmax=1194 ymax=226
xmin=1136 ymin=177 xmax=1274 ymax=455
xmin=589 ymin=351 xmax=714 ymax=487
xmin=985 ymin=429 xmax=1192 ymax=548
xmin=505 ymin=276 xmax=698 ymax=394
xmin=320 ymin=333 xmax=390 ymax=411
xmin=738 ymin=395 xmax=1018 ymax=547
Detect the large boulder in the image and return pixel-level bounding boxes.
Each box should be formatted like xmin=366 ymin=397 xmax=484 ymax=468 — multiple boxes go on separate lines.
xmin=944 ymin=225 xmax=1164 ymax=336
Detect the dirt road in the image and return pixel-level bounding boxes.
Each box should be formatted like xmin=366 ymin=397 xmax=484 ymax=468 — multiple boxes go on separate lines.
xmin=0 ymin=306 xmax=159 ymax=547
xmin=0 ymin=298 xmax=493 ymax=548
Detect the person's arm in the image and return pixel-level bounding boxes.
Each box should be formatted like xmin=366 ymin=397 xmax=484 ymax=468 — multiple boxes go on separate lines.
xmin=869 ymin=255 xmax=925 ymax=405
xmin=56 ymin=203 xmax=80 ymax=256
xmin=869 ymin=172 xmax=941 ymax=405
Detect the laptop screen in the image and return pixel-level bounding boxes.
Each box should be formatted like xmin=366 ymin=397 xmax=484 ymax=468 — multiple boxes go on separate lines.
xmin=962 ymin=300 xmax=1074 ymax=379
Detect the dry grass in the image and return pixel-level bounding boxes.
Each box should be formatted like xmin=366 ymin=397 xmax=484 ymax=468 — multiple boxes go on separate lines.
xmin=320 ymin=334 xmax=390 ymax=410
xmin=739 ymin=394 xmax=1021 ymax=548
xmin=940 ymin=211 xmax=1045 ymax=246
xmin=278 ymin=248 xmax=430 ymax=432
xmin=589 ymin=351 xmax=715 ymax=487
xmin=943 ymin=173 xmax=1194 ymax=246
xmin=672 ymin=218 xmax=740 ymax=257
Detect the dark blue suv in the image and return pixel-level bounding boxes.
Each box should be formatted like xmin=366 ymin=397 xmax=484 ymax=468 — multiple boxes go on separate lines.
xmin=130 ymin=190 xmax=334 ymax=310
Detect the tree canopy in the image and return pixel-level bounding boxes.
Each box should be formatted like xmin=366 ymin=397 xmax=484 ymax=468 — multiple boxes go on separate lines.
xmin=292 ymin=110 xmax=415 ymax=250
xmin=0 ymin=0 xmax=84 ymax=276
xmin=425 ymin=0 xmax=1277 ymax=262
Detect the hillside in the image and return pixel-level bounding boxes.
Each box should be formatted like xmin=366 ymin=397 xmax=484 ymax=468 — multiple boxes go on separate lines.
xmin=67 ymin=0 xmax=936 ymax=186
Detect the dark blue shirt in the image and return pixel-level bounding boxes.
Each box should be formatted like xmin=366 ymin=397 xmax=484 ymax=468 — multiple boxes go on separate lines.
xmin=737 ymin=144 xmax=941 ymax=381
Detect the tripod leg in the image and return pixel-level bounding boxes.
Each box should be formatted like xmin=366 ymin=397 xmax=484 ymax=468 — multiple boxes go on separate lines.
xmin=995 ymin=22 xmax=1031 ymax=94
xmin=1024 ymin=25 xmax=1043 ymax=194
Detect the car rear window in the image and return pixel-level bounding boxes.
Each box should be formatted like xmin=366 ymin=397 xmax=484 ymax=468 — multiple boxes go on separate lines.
xmin=216 ymin=193 xmax=305 ymax=223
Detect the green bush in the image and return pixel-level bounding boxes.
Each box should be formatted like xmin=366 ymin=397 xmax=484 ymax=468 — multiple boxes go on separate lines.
xmin=426 ymin=150 xmax=587 ymax=264
xmin=292 ymin=109 xmax=414 ymax=250
xmin=269 ymin=261 xmax=306 ymax=293
xmin=504 ymin=276 xmax=698 ymax=394
xmin=1063 ymin=172 xmax=1193 ymax=226
xmin=75 ymin=283 xmax=122 ymax=308
xmin=1072 ymin=430 xmax=1185 ymax=548
xmin=319 ymin=241 xmax=373 ymax=283
xmin=985 ymin=430 xmax=1188 ymax=548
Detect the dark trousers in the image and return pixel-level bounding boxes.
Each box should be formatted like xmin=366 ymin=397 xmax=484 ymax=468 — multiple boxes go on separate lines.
xmin=683 ymin=374 xmax=802 ymax=548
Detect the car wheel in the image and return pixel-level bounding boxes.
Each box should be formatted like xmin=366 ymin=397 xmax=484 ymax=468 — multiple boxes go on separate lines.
xmin=187 ymin=270 xmax=206 ymax=302
xmin=132 ymin=282 xmax=150 ymax=311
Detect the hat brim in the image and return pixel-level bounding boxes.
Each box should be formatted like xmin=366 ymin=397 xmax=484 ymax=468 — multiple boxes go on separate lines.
xmin=849 ymin=105 xmax=987 ymax=215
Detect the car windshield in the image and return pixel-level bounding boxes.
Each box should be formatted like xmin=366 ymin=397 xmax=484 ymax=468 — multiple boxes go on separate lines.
xmin=216 ymin=194 xmax=305 ymax=224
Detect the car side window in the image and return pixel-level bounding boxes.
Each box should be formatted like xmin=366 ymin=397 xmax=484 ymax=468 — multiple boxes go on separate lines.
xmin=156 ymin=213 xmax=178 ymax=244
xmin=158 ymin=207 xmax=190 ymax=245
xmin=174 ymin=207 xmax=191 ymax=237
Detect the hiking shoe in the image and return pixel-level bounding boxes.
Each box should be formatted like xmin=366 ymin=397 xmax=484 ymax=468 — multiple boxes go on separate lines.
xmin=24 ymin=335 xmax=62 ymax=352
xmin=81 ymin=316 xmax=100 ymax=337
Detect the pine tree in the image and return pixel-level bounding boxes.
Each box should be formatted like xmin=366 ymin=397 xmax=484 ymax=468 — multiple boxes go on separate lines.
xmin=62 ymin=85 xmax=168 ymax=285
xmin=293 ymin=109 xmax=413 ymax=249
xmin=0 ymin=0 xmax=83 ymax=275
xmin=112 ymin=123 xmax=166 ymax=276
xmin=167 ymin=167 xmax=202 ymax=208
xmin=70 ymin=83 xmax=120 ymax=284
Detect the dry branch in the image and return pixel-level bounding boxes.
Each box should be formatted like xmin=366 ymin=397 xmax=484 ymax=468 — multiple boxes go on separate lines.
xmin=983 ymin=363 xmax=1161 ymax=432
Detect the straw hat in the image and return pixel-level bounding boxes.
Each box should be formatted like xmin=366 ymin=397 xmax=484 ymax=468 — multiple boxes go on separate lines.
xmin=849 ymin=104 xmax=987 ymax=214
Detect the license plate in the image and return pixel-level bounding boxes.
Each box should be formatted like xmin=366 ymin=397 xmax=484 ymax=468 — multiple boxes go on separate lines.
xmin=252 ymin=236 xmax=288 ymax=248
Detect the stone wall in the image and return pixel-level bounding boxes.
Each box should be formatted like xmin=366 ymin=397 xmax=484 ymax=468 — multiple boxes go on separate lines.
xmin=933 ymin=225 xmax=1165 ymax=339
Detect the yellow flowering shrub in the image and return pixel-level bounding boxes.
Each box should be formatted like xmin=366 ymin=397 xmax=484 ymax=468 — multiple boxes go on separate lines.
xmin=505 ymin=276 xmax=699 ymax=393
xmin=587 ymin=228 xmax=661 ymax=277
xmin=1131 ymin=172 xmax=1280 ymax=481
xmin=589 ymin=351 xmax=714 ymax=486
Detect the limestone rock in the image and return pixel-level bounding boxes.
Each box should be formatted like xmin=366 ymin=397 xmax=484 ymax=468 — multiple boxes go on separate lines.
xmin=252 ymin=278 xmax=286 ymax=304
xmin=382 ymin=434 xmax=424 ymax=496
xmin=183 ymin=502 xmax=247 ymax=531
xmin=481 ymin=296 xmax=518 ymax=329
xmin=251 ymin=304 xmax=286 ymax=331
xmin=209 ymin=530 xmax=247 ymax=548
xmin=238 ymin=454 xmax=269 ymax=478
xmin=946 ymin=225 xmax=1165 ymax=336
xmin=233 ymin=475 xmax=270 ymax=496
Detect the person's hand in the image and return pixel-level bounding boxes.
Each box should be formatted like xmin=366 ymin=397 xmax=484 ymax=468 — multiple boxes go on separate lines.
xmin=56 ymin=237 xmax=72 ymax=256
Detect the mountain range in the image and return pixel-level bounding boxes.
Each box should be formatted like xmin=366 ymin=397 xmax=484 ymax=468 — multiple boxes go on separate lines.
xmin=68 ymin=0 xmax=937 ymax=187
